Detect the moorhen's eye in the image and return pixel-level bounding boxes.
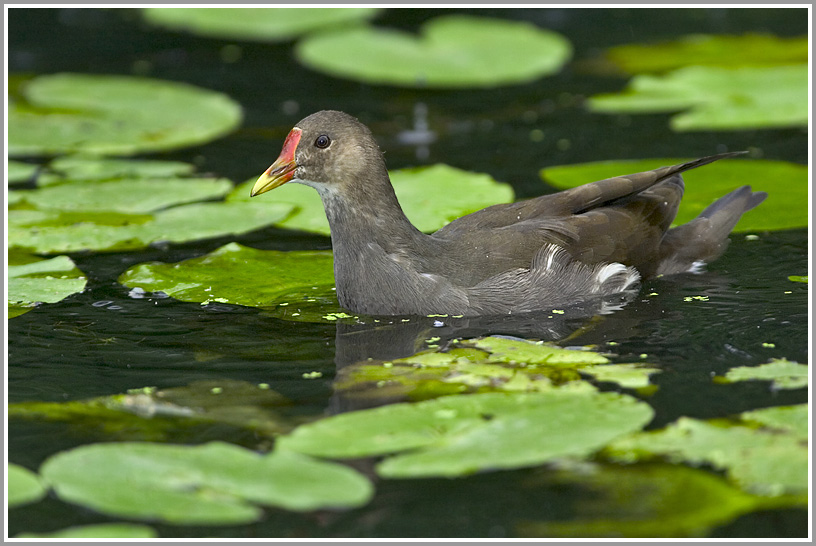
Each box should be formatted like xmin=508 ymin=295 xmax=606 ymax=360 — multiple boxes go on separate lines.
xmin=315 ymin=135 xmax=331 ymax=149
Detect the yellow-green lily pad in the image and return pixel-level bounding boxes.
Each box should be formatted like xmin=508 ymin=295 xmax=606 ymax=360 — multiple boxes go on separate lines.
xmin=8 ymin=463 xmax=47 ymax=508
xmin=604 ymin=33 xmax=808 ymax=74
xmin=541 ymin=157 xmax=807 ymax=232
xmin=37 ymin=156 xmax=196 ymax=186
xmin=233 ymin=163 xmax=515 ymax=236
xmin=295 ymin=15 xmax=572 ymax=88
xmin=579 ymin=363 xmax=662 ymax=389
xmin=278 ymin=390 xmax=653 ymax=478
xmin=717 ymin=358 xmax=808 ymax=390
xmin=9 ymin=73 xmax=242 ymax=156
xmin=7 ymin=159 xmax=39 ymax=185
xmin=142 ymin=7 xmax=380 ymax=42
xmin=587 ymin=65 xmax=807 ymax=131
xmin=17 ymin=523 xmax=158 ymax=539
xmin=788 ymin=275 xmax=808 ymax=283
xmin=8 ymin=254 xmax=87 ymax=318
xmin=40 ymin=442 xmax=374 ymax=524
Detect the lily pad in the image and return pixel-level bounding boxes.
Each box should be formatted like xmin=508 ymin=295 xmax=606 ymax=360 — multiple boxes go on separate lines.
xmin=17 ymin=524 xmax=158 ymax=539
xmin=517 ymin=463 xmax=781 ymax=538
xmin=8 ymin=201 xmax=293 ymax=254
xmin=469 ymin=336 xmax=609 ymax=365
xmin=8 ymin=463 xmax=47 ymax=508
xmin=7 ymin=255 xmax=87 ymax=318
xmin=40 ymin=442 xmax=373 ymax=524
xmin=788 ymin=275 xmax=808 ymax=283
xmin=278 ymin=390 xmax=654 ymax=478
xmin=7 ymin=159 xmax=39 ymax=184
xmin=604 ymin=33 xmax=809 ymax=74
xmin=717 ymin=358 xmax=808 ymax=390
xmin=119 ymin=242 xmax=335 ymax=308
xmin=587 ymin=65 xmax=807 ymax=131
xmin=8 ymin=73 xmax=242 ymax=156
xmin=233 ymin=163 xmax=515 ymax=236
xmin=37 ymin=156 xmax=196 ymax=186
xmin=608 ymin=406 xmax=809 ymax=497
xmin=541 ymin=157 xmax=807 ymax=232
xmin=579 ymin=363 xmax=661 ymax=389
xmin=142 ymin=7 xmax=380 ymax=42
xmin=295 ymin=15 xmax=572 ymax=88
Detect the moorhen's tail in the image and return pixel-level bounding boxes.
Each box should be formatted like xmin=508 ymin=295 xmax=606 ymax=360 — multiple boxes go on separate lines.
xmin=656 ymin=185 xmax=767 ymax=276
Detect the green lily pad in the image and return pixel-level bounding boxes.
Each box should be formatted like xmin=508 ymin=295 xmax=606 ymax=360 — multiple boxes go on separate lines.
xmin=541 ymin=158 xmax=807 ymax=232
xmin=233 ymin=163 xmax=515 ymax=236
xmin=17 ymin=524 xmax=158 ymax=539
xmin=579 ymin=363 xmax=662 ymax=389
xmin=741 ymin=404 xmax=808 ymax=442
xmin=12 ymin=177 xmax=232 ymax=214
xmin=788 ymin=275 xmax=808 ymax=283
xmin=278 ymin=390 xmax=653 ymax=478
xmin=40 ymin=442 xmax=373 ymax=524
xmin=7 ymin=159 xmax=39 ymax=184
xmin=608 ymin=406 xmax=809 ymax=497
xmin=295 ymin=15 xmax=572 ymax=88
xmin=587 ymin=65 xmax=807 ymax=131
xmin=469 ymin=336 xmax=609 ymax=365
xmin=119 ymin=242 xmax=335 ymax=309
xmin=716 ymin=358 xmax=808 ymax=390
xmin=517 ymin=463 xmax=782 ymax=538
xmin=8 ymin=201 xmax=293 ymax=254
xmin=142 ymin=7 xmax=380 ymax=42
xmin=604 ymin=33 xmax=809 ymax=74
xmin=9 ymin=73 xmax=242 ymax=156
xmin=7 ymin=255 xmax=87 ymax=318
xmin=7 ymin=463 xmax=47 ymax=508
xmin=37 ymin=156 xmax=196 ymax=186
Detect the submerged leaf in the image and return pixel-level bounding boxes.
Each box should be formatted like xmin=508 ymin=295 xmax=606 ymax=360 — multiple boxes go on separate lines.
xmin=40 ymin=442 xmax=373 ymax=524
xmin=7 ymin=463 xmax=47 ymax=508
xmin=587 ymin=65 xmax=807 ymax=131
xmin=278 ymin=391 xmax=653 ymax=478
xmin=9 ymin=73 xmax=242 ymax=156
xmin=142 ymin=7 xmax=380 ymax=41
xmin=541 ymin=158 xmax=807 ymax=232
xmin=295 ymin=15 xmax=572 ymax=88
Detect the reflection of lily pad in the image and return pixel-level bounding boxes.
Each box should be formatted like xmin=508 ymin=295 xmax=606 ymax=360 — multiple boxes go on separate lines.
xmin=717 ymin=358 xmax=808 ymax=390
xmin=8 ymin=463 xmax=47 ymax=508
xmin=295 ymin=15 xmax=572 ymax=88
xmin=9 ymin=73 xmax=242 ymax=156
xmin=119 ymin=242 xmax=335 ymax=309
xmin=17 ymin=524 xmax=158 ymax=539
xmin=234 ymin=163 xmax=514 ymax=236
xmin=37 ymin=156 xmax=196 ymax=186
xmin=142 ymin=7 xmax=380 ymax=42
xmin=517 ymin=463 xmax=776 ymax=538
xmin=278 ymin=391 xmax=653 ymax=478
xmin=587 ymin=65 xmax=807 ymax=131
xmin=604 ymin=33 xmax=808 ymax=74
xmin=40 ymin=442 xmax=373 ymax=524
xmin=8 ymin=201 xmax=293 ymax=254
xmin=541 ymin=158 xmax=807 ymax=232
xmin=608 ymin=406 xmax=809 ymax=497
xmin=8 ymin=255 xmax=87 ymax=318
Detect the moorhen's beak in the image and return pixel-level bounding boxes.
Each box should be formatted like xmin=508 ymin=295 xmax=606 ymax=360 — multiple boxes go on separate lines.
xmin=251 ymin=127 xmax=302 ymax=197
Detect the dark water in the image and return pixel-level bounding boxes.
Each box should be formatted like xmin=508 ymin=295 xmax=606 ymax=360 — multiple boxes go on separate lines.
xmin=6 ymin=7 xmax=810 ymax=538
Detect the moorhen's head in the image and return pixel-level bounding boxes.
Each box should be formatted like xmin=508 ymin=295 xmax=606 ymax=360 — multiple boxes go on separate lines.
xmin=251 ymin=110 xmax=388 ymax=198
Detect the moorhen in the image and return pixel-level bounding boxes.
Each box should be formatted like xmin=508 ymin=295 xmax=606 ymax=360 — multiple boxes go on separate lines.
xmin=252 ymin=110 xmax=766 ymax=317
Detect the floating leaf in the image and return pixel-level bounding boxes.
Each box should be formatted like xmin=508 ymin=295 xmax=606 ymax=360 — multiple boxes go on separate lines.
xmin=7 ymin=463 xmax=46 ymax=508
xmin=9 ymin=73 xmax=242 ymax=156
xmin=7 ymin=255 xmax=87 ymax=318
xmin=717 ymin=358 xmax=808 ymax=390
xmin=119 ymin=242 xmax=335 ymax=308
xmin=233 ymin=163 xmax=515 ymax=236
xmin=8 ymin=201 xmax=293 ymax=254
xmin=541 ymin=158 xmax=807 ymax=232
xmin=741 ymin=404 xmax=808 ymax=442
xmin=278 ymin=391 xmax=653 ymax=478
xmin=517 ymin=463 xmax=778 ymax=538
xmin=587 ymin=65 xmax=807 ymax=131
xmin=17 ymin=524 xmax=158 ymax=539
xmin=579 ymin=363 xmax=662 ymax=389
xmin=7 ymin=159 xmax=38 ymax=185
xmin=604 ymin=33 xmax=808 ymax=74
xmin=788 ymin=275 xmax=808 ymax=283
xmin=142 ymin=7 xmax=380 ymax=42
xmin=295 ymin=15 xmax=572 ymax=88
xmin=469 ymin=336 xmax=609 ymax=365
xmin=608 ymin=407 xmax=809 ymax=497
xmin=40 ymin=442 xmax=373 ymax=524
xmin=37 ymin=156 xmax=196 ymax=186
